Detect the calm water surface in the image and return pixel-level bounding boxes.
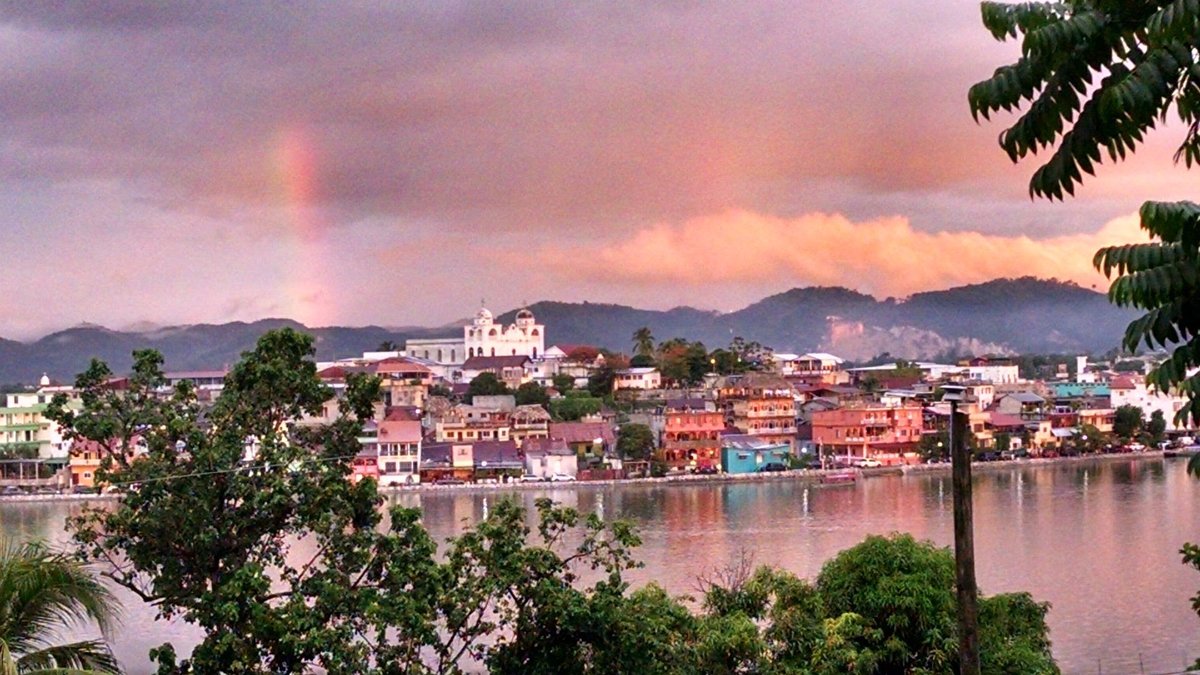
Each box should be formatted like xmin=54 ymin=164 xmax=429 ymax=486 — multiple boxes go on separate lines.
xmin=3 ymin=457 xmax=1199 ymax=674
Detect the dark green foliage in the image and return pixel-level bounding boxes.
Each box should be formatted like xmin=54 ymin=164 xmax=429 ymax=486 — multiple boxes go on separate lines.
xmin=549 ymin=394 xmax=604 ymax=421
xmin=616 ymin=423 xmax=656 ymax=460
xmin=632 ymin=327 xmax=655 ymax=357
xmin=1148 ymin=409 xmax=1168 ymax=442
xmin=466 ymin=372 xmax=508 ymax=403
xmin=629 ymin=354 xmax=656 ymax=368
xmin=817 ymin=533 xmax=957 ymax=672
xmin=587 ymin=366 xmax=617 ymax=398
xmin=513 ymin=381 xmax=550 ymax=406
xmin=551 ymin=373 xmax=576 ymax=392
xmin=1113 ymin=404 xmax=1145 ymax=439
xmin=973 ymin=1 xmax=1200 ymax=427
xmin=0 ymin=539 xmax=121 ymax=673
xmin=978 ymin=593 xmax=1058 ymax=675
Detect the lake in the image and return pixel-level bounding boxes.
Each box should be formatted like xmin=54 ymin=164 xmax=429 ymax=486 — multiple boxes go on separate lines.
xmin=3 ymin=457 xmax=1198 ymax=674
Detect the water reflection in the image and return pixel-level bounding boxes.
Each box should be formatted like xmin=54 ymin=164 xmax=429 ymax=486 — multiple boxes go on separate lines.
xmin=2 ymin=458 xmax=1199 ymax=674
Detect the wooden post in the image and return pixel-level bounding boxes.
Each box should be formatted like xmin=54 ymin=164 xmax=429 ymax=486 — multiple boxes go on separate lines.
xmin=951 ymin=400 xmax=980 ymax=675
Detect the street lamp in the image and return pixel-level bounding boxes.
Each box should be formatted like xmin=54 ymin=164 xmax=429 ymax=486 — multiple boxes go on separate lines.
xmin=941 ymin=383 xmax=979 ymax=675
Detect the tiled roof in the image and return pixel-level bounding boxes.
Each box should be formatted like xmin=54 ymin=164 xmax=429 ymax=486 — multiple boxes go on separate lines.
xmin=472 ymin=440 xmax=523 ymax=466
xmin=521 ymin=437 xmax=573 ymax=456
xmin=549 ymin=421 xmax=615 ymax=446
xmin=463 ymin=355 xmax=531 ymax=370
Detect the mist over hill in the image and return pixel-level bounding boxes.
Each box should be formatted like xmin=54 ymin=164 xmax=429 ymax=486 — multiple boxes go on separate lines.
xmin=0 ymin=278 xmax=1137 ymax=383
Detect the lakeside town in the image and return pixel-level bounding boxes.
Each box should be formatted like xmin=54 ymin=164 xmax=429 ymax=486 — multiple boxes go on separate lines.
xmin=1 ymin=304 xmax=1190 ymax=495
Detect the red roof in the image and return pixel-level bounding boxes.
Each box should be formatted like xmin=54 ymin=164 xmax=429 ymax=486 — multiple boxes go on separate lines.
xmin=987 ymin=412 xmax=1026 ymax=429
xmin=372 ymin=357 xmax=432 ymax=376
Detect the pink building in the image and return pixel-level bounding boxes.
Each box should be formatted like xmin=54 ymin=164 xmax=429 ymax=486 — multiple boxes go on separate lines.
xmin=661 ymin=408 xmax=724 ymax=471
xmin=811 ymin=404 xmax=924 ymax=465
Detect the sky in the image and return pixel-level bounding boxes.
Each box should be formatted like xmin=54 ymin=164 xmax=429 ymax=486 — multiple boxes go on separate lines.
xmin=0 ymin=1 xmax=1195 ymax=340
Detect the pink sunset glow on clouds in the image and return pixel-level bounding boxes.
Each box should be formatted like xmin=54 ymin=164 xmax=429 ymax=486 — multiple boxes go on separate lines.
xmin=0 ymin=2 xmax=1196 ymax=338
xmin=535 ymin=211 xmax=1146 ymax=298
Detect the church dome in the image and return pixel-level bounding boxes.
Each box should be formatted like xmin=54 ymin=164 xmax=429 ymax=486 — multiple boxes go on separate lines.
xmin=474 ymin=307 xmax=494 ymax=325
xmin=515 ymin=308 xmax=535 ymax=321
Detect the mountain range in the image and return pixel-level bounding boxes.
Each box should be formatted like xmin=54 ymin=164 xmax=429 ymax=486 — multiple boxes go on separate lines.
xmin=0 ymin=277 xmax=1138 ymax=384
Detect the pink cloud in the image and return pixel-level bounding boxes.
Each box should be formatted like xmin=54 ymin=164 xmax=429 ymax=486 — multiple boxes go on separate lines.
xmin=535 ymin=210 xmax=1146 ymax=297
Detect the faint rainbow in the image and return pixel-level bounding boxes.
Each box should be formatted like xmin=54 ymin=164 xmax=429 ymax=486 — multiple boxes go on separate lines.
xmin=273 ymin=124 xmax=333 ymax=327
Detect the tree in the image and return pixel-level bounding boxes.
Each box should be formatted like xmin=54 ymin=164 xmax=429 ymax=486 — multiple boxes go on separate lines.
xmin=550 ymin=394 xmax=604 ymax=422
xmin=632 ymin=327 xmax=655 ymax=358
xmin=628 ymin=354 xmax=656 ymax=368
xmin=551 ymin=373 xmax=575 ymax=392
xmin=616 ymin=423 xmax=656 ymax=460
xmin=587 ymin=365 xmax=617 ymax=398
xmin=1075 ymin=423 xmax=1107 ymax=453
xmin=0 ymin=539 xmax=120 ymax=674
xmin=375 ymin=340 xmax=399 ymax=352
xmin=466 ymin=372 xmax=508 ymax=403
xmin=514 ymin=381 xmax=550 ymax=407
xmin=970 ymin=1 xmax=1200 ymax=427
xmin=566 ymin=346 xmax=601 ymax=366
xmin=1148 ymin=409 xmax=1168 ymax=444
xmin=1113 ymin=404 xmax=1145 ymax=440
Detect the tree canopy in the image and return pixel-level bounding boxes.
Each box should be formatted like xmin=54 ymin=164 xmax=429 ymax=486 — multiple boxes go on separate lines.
xmin=616 ymin=423 xmax=656 ymax=460
xmin=971 ymin=1 xmax=1200 ymax=428
xmin=466 ymin=372 xmax=509 ymax=402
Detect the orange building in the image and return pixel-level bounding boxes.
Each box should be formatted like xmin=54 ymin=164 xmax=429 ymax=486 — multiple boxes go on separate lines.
xmin=661 ymin=404 xmax=724 ymax=471
xmin=716 ymin=373 xmax=797 ymax=451
xmin=811 ymin=403 xmax=924 ymax=465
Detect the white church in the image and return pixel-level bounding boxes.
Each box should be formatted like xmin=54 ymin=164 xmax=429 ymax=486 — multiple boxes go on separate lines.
xmin=405 ymin=306 xmax=546 ymax=367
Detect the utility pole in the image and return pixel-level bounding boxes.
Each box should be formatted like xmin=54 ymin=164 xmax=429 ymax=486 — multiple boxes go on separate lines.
xmin=943 ymin=384 xmax=979 ymax=675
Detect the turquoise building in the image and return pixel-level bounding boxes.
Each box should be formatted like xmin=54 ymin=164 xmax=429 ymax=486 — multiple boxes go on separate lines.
xmin=721 ymin=434 xmax=790 ymax=474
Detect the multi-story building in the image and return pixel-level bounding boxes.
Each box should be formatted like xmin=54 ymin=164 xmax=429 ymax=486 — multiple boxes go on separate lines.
xmin=811 ymin=403 xmax=924 ymax=464
xmin=716 ymin=373 xmax=797 ymax=451
xmin=660 ymin=404 xmax=724 ymax=471
xmin=406 ymin=306 xmax=546 ymax=369
xmin=375 ymin=413 xmax=423 ymax=486
xmin=0 ymin=389 xmax=74 ymax=459
xmin=1110 ymin=375 xmax=1191 ymax=430
xmin=434 ymin=417 xmax=510 ymax=443
xmin=373 ymin=357 xmax=434 ymax=409
xmin=510 ymin=404 xmax=551 ymax=445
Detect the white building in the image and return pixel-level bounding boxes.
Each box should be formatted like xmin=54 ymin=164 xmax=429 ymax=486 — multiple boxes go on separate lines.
xmin=613 ymin=367 xmax=662 ymax=391
xmin=1110 ymin=376 xmax=1191 ymax=430
xmin=406 ymin=306 xmax=545 ymax=369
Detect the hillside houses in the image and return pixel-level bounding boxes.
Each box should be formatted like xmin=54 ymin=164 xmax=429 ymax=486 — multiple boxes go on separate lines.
xmin=11 ymin=300 xmax=1200 ymax=493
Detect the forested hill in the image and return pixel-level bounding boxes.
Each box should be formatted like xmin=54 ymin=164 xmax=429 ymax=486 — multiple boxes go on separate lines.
xmin=0 ymin=278 xmax=1136 ymax=383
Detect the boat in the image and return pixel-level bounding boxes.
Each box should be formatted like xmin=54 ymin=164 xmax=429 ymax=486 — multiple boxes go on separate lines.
xmin=820 ymin=470 xmax=857 ymax=485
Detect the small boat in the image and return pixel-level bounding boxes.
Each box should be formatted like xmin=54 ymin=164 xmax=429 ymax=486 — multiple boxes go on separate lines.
xmin=820 ymin=470 xmax=857 ymax=485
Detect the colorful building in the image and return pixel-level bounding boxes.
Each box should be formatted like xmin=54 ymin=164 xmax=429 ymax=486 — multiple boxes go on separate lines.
xmin=811 ymin=403 xmax=924 ymax=464
xmin=720 ymin=435 xmax=790 ymax=474
xmin=661 ymin=405 xmax=724 ymax=471
xmin=715 ymin=373 xmax=798 ymax=451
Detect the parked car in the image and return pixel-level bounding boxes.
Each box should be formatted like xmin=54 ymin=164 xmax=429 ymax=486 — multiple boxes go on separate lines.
xmin=72 ymin=485 xmax=97 ymax=495
xmin=975 ymin=452 xmax=1001 ymax=462
xmin=1 ymin=485 xmax=23 ymax=496
xmin=519 ymin=474 xmax=544 ymax=483
xmin=434 ymin=477 xmax=465 ymax=486
xmin=854 ymin=458 xmax=882 ymax=468
xmin=758 ymin=462 xmax=788 ymax=473
xmin=694 ymin=465 xmax=719 ymax=475
xmin=549 ymin=473 xmax=576 ymax=483
xmin=35 ymin=486 xmax=59 ymax=495
xmin=1127 ymin=442 xmax=1147 ymax=452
